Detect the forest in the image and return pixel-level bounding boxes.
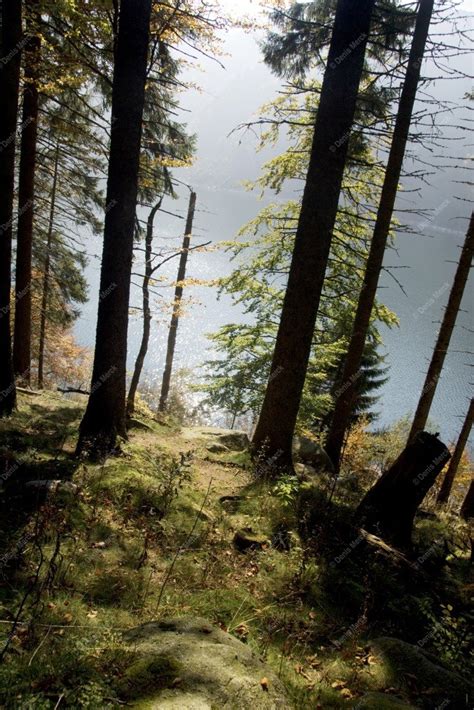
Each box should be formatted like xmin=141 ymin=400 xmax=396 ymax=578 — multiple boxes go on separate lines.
xmin=0 ymin=0 xmax=473 ymax=708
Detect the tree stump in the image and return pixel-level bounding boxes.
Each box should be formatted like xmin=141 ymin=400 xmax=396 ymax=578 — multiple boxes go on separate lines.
xmin=355 ymin=431 xmax=450 ymax=551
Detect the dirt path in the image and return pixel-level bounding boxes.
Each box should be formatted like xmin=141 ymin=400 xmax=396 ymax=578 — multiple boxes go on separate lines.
xmin=134 ymin=423 xmax=252 ymax=500
xmin=190 ymin=457 xmax=250 ymax=497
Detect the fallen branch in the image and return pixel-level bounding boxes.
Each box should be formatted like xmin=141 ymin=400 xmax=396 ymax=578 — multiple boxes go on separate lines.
xmin=57 ymin=387 xmax=90 ymax=395
xmin=358 ymin=528 xmax=419 ymax=570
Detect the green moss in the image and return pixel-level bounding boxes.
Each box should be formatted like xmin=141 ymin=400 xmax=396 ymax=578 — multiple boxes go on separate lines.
xmin=356 ymin=691 xmax=414 ymax=709
xmin=206 ymin=449 xmax=252 ymax=469
xmin=1 ymin=393 xmax=472 ymax=710
xmin=84 ymin=566 xmax=146 ymax=608
xmin=117 ymin=655 xmax=182 ymax=700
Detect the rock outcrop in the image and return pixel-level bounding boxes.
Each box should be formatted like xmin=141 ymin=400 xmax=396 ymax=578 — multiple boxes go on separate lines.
xmin=182 ymin=427 xmax=250 ymax=452
xmin=367 ymin=636 xmax=473 ymax=708
xmin=293 ymin=436 xmax=334 ymax=473
xmin=121 ymin=616 xmax=292 ymax=708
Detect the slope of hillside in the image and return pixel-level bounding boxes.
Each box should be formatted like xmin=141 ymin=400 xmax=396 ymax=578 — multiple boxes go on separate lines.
xmin=0 ymin=393 xmax=472 ymax=708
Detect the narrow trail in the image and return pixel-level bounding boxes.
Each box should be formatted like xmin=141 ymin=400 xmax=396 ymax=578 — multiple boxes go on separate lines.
xmin=148 ymin=424 xmax=252 ymax=499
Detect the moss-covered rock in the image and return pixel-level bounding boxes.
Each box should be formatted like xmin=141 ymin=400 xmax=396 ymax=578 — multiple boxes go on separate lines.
xmin=183 ymin=427 xmax=250 ymax=452
xmin=206 ymin=442 xmax=230 ymax=454
xmin=368 ymin=636 xmax=473 ymax=708
xmin=213 ymin=431 xmax=250 ymax=451
xmin=118 ymin=655 xmax=182 ymax=700
xmin=293 ymin=436 xmax=334 ymax=473
xmin=355 ymin=691 xmax=415 ymax=709
xmin=122 ymin=616 xmax=291 ymax=708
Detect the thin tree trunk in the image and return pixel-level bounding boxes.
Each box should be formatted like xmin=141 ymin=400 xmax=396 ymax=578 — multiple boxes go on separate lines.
xmin=13 ymin=0 xmax=41 ymax=386
xmin=126 ymin=197 xmax=162 ymax=418
xmin=325 ymin=0 xmax=434 ymax=472
xmin=37 ymin=143 xmax=59 ymax=390
xmin=76 ymin=0 xmax=152 ymax=460
xmin=437 ymin=397 xmax=474 ymax=505
xmin=460 ymin=480 xmax=474 ymax=520
xmin=158 ymin=190 xmax=196 ymax=412
xmin=408 ymin=212 xmax=474 ymax=441
xmin=0 ymin=0 xmax=22 ymax=417
xmin=251 ymin=0 xmax=375 ymax=470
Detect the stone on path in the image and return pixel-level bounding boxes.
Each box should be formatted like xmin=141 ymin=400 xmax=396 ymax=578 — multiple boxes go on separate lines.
xmin=182 ymin=427 xmax=250 ymax=452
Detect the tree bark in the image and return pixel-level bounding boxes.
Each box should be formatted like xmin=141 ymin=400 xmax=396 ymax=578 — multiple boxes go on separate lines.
xmin=0 ymin=0 xmax=22 ymax=417
xmin=408 ymin=212 xmax=474 ymax=441
xmin=251 ymin=0 xmax=375 ymax=470
xmin=356 ymin=431 xmax=450 ymax=551
xmin=158 ymin=190 xmax=196 ymax=412
xmin=13 ymin=0 xmax=41 ymax=386
xmin=37 ymin=142 xmax=59 ymax=390
xmin=460 ymin=480 xmax=474 ymax=520
xmin=325 ymin=0 xmax=435 ymax=472
xmin=76 ymin=0 xmax=152 ymax=459
xmin=126 ymin=198 xmax=162 ymax=418
xmin=437 ymin=397 xmax=474 ymax=505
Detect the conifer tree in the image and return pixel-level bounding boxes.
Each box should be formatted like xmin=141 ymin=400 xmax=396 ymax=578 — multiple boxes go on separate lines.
xmin=252 ymin=0 xmax=375 ymax=468
xmin=13 ymin=0 xmax=41 ymax=385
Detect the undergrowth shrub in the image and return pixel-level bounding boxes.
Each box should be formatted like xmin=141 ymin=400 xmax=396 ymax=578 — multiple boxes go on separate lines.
xmin=88 ymin=450 xmax=193 ymax=522
xmin=418 ymin=598 xmax=474 ymax=673
xmin=0 ymin=626 xmax=131 ymax=709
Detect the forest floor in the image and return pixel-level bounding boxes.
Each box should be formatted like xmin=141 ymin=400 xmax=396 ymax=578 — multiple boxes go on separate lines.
xmin=0 ymin=391 xmax=472 ymax=709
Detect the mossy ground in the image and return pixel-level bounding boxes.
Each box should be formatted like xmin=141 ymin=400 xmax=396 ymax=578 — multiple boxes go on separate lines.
xmin=0 ymin=392 xmax=472 ymax=708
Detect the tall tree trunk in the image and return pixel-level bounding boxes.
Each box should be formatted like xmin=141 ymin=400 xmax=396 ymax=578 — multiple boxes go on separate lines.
xmin=251 ymin=0 xmax=375 ymax=469
xmin=37 ymin=142 xmax=59 ymax=390
xmin=76 ymin=0 xmax=152 ymax=459
xmin=408 ymin=212 xmax=474 ymax=441
xmin=0 ymin=0 xmax=22 ymax=417
xmin=356 ymin=431 xmax=450 ymax=551
xmin=13 ymin=0 xmax=40 ymax=386
xmin=460 ymin=479 xmax=474 ymax=520
xmin=126 ymin=198 xmax=162 ymax=419
xmin=437 ymin=397 xmax=474 ymax=505
xmin=325 ymin=0 xmax=434 ymax=472
xmin=158 ymin=190 xmax=196 ymax=412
